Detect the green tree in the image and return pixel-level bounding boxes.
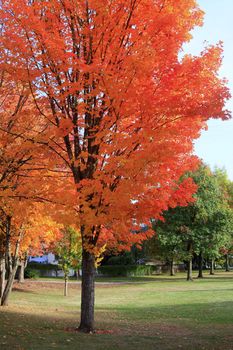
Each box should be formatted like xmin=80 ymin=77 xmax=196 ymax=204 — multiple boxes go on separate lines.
xmin=146 ymin=217 xmax=187 ymax=276
xmin=55 ymin=227 xmax=82 ymax=296
xmin=151 ymin=165 xmax=233 ymax=280
xmin=213 ymin=167 xmax=233 ymax=272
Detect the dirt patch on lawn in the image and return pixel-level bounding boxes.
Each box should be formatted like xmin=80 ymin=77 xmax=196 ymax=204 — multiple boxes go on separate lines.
xmin=13 ymin=281 xmax=81 ymax=293
xmin=12 ymin=280 xmax=135 ymax=293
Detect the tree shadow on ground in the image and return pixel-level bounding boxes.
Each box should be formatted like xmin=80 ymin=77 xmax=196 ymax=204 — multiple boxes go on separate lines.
xmin=12 ymin=286 xmax=37 ymax=293
xmin=0 ymin=300 xmax=233 ymax=350
xmin=1 ymin=273 xmax=232 ymax=350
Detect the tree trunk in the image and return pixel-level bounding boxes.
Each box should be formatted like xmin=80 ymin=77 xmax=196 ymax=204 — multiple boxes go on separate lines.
xmin=197 ymin=252 xmax=204 ymax=278
xmin=170 ymin=259 xmax=175 ymax=276
xmin=186 ymin=241 xmax=193 ymax=281
xmin=1 ymin=226 xmax=23 ymax=306
xmin=64 ymin=274 xmax=68 ymax=296
xmin=5 ymin=216 xmax=12 ymax=278
xmin=1 ymin=262 xmax=18 ymax=306
xmin=24 ymin=256 xmax=28 ymax=269
xmin=210 ymin=258 xmax=215 ymax=275
xmin=0 ymin=257 xmax=6 ymax=301
xmin=77 ymin=269 xmax=81 ymax=280
xmin=187 ymin=258 xmax=193 ymax=281
xmin=225 ymin=254 xmax=230 ymax=272
xmin=78 ymin=249 xmax=95 ymax=333
xmin=18 ymin=262 xmax=25 ymax=283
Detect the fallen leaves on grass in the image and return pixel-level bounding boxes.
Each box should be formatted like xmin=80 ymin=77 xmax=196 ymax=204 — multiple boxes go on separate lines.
xmin=64 ymin=326 xmax=115 ymax=335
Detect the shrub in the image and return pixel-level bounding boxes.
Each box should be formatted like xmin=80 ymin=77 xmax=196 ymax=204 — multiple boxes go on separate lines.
xmin=27 ymin=262 xmax=59 ymax=271
xmin=24 ymin=268 xmax=40 ymax=279
xmin=106 ymin=253 xmax=135 ymax=265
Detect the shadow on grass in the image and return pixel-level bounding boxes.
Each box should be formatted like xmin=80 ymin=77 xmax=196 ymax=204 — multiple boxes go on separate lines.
xmin=0 ymin=300 xmax=233 ymax=350
xmin=169 ymin=288 xmax=233 ymax=293
xmin=12 ymin=287 xmax=38 ymax=294
xmin=195 ymin=276 xmax=233 ymax=281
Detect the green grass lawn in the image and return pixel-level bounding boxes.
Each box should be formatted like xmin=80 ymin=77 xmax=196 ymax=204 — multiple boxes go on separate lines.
xmin=0 ymin=271 xmax=232 ymax=349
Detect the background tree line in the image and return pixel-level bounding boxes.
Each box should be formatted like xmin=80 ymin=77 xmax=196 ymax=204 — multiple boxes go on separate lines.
xmin=102 ymin=165 xmax=233 ymax=279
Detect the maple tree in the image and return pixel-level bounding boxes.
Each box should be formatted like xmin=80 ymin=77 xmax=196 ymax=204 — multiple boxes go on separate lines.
xmin=0 ymin=0 xmax=230 ymax=331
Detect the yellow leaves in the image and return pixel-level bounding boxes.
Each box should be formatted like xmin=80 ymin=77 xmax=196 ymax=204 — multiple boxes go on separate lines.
xmin=94 ymin=244 xmax=106 ymax=268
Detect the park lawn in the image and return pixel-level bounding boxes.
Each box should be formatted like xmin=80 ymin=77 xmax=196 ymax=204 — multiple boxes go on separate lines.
xmin=0 ymin=272 xmax=232 ymax=350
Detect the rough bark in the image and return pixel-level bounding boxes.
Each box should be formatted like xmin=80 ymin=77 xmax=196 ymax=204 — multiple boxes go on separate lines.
xmin=197 ymin=252 xmax=204 ymax=278
xmin=170 ymin=259 xmax=175 ymax=276
xmin=78 ymin=249 xmax=95 ymax=333
xmin=210 ymin=258 xmax=215 ymax=275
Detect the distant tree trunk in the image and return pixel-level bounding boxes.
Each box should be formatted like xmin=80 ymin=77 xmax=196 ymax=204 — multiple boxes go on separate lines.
xmin=197 ymin=252 xmax=204 ymax=278
xmin=187 ymin=259 xmax=193 ymax=281
xmin=225 ymin=254 xmax=230 ymax=272
xmin=186 ymin=241 xmax=193 ymax=281
xmin=24 ymin=257 xmax=28 ymax=270
xmin=74 ymin=269 xmax=81 ymax=280
xmin=64 ymin=273 xmax=68 ymax=296
xmin=210 ymin=258 xmax=215 ymax=275
xmin=0 ymin=257 xmax=6 ymax=301
xmin=78 ymin=248 xmax=95 ymax=333
xmin=77 ymin=268 xmax=81 ymax=279
xmin=170 ymin=259 xmax=175 ymax=276
xmin=18 ymin=262 xmax=25 ymax=283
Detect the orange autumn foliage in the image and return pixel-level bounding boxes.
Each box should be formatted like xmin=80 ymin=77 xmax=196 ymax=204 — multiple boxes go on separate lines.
xmin=0 ymin=0 xmax=231 ymax=331
xmin=21 ymin=212 xmax=62 ymax=258
xmin=0 ymin=73 xmax=65 ymax=264
xmin=0 ymin=0 xmax=230 ymax=253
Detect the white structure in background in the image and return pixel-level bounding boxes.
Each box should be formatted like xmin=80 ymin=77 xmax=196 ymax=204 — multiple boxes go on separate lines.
xmin=28 ymin=253 xmax=58 ymax=265
xmin=28 ymin=253 xmax=77 ymax=277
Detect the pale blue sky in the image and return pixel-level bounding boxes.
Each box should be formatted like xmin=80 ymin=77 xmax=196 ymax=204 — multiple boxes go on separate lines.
xmin=183 ymin=0 xmax=233 ymax=179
